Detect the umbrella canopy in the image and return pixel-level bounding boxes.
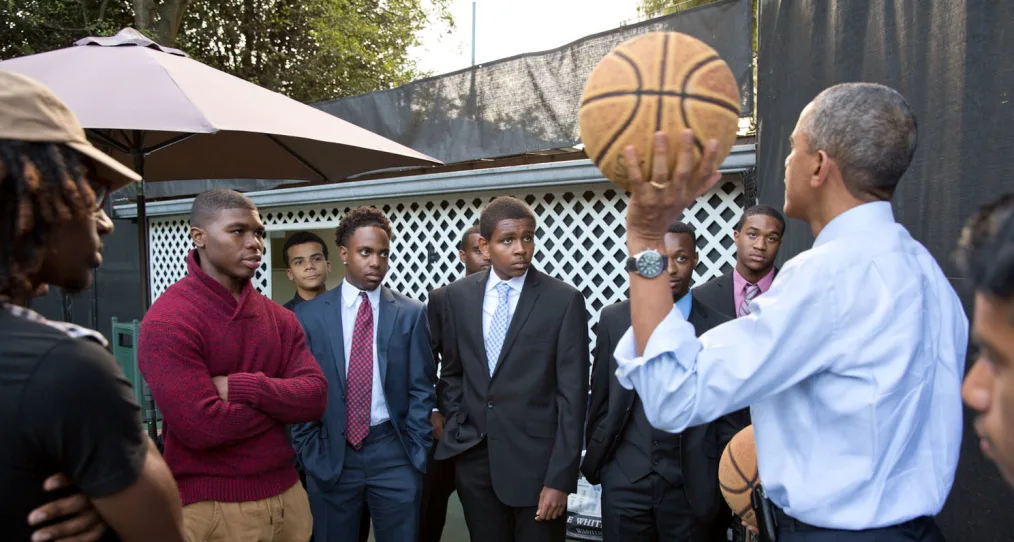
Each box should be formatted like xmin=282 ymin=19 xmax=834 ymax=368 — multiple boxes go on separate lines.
xmin=1 ymin=28 xmax=442 ymax=441
xmin=0 ymin=28 xmax=440 ymax=182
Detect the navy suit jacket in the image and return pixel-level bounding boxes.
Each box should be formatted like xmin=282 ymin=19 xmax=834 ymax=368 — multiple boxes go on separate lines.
xmin=291 ymin=284 xmax=436 ymax=489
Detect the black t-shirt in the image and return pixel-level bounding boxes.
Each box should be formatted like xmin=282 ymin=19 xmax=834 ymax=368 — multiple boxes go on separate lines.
xmin=0 ymin=311 xmax=147 ymax=541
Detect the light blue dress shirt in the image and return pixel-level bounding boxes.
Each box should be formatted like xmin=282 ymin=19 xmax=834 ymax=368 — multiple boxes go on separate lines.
xmin=614 ymin=202 xmax=968 ymax=529
xmin=674 ymin=290 xmax=692 ymax=320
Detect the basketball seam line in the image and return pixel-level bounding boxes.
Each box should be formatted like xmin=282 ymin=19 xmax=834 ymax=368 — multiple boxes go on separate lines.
xmin=580 ymin=90 xmax=740 ymax=116
xmin=593 ymin=50 xmax=643 ymax=168
xmin=720 ymin=480 xmax=753 ymax=495
xmin=681 ymin=54 xmax=724 ymax=153
xmin=728 ymin=445 xmax=759 ymax=489
xmin=655 ymin=33 xmax=669 ymax=133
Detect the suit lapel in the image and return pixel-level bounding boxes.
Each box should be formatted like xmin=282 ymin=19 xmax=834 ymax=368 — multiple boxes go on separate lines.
xmin=721 ymin=272 xmax=736 ymax=318
xmin=322 ymin=287 xmax=346 ymax=392
xmin=688 ymin=297 xmax=710 ymax=336
xmin=491 ymin=269 xmax=542 ymax=381
xmin=377 ymin=287 xmax=399 ymax=387
xmin=613 ymin=301 xmax=637 ymax=415
xmin=469 ymin=271 xmax=491 ymax=387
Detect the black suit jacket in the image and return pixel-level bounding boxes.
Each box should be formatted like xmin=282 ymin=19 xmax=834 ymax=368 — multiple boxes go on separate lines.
xmin=434 ymin=268 xmax=590 ymax=507
xmin=692 ymin=268 xmax=780 ymax=319
xmin=581 ymin=295 xmax=738 ymax=522
xmin=427 ymin=286 xmax=446 ymax=364
xmin=427 ymin=285 xmax=450 ymax=414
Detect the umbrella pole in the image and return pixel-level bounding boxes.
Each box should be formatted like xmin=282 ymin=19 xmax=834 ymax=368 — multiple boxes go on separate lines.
xmin=131 ymin=137 xmax=159 ymax=444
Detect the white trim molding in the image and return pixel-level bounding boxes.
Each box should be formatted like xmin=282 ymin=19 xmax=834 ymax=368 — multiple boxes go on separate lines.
xmin=114 ymin=144 xmax=755 ymax=219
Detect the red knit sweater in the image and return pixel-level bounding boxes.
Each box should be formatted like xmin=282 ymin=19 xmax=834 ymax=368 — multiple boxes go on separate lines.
xmin=139 ymin=250 xmax=328 ymax=505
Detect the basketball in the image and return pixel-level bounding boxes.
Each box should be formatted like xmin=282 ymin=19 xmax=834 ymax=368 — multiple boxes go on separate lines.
xmin=578 ymin=32 xmax=741 ymax=191
xmin=719 ymin=425 xmax=758 ymax=528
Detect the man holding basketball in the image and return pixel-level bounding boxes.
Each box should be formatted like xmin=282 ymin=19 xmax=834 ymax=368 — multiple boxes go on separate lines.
xmin=615 ymin=83 xmax=966 ymax=541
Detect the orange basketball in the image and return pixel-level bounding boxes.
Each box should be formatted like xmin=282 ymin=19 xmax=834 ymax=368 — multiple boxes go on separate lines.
xmin=718 ymin=425 xmax=758 ymax=528
xmin=578 ymin=32 xmax=741 ymax=191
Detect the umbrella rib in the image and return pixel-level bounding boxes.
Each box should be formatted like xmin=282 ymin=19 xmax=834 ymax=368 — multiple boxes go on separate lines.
xmin=265 ymin=134 xmax=329 ymax=182
xmin=143 ymin=133 xmax=197 ymax=155
xmin=86 ymin=129 xmax=132 ymax=154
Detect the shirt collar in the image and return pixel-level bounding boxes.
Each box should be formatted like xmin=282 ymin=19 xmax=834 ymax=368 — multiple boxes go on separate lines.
xmin=341 ymin=280 xmax=381 ymax=308
xmin=734 ymin=266 xmax=776 ymax=293
xmin=675 ymin=291 xmax=693 ymax=319
xmin=485 ymin=269 xmax=528 ymax=294
xmin=2 ymin=302 xmax=110 ymax=348
xmin=814 ymin=201 xmax=896 ymax=248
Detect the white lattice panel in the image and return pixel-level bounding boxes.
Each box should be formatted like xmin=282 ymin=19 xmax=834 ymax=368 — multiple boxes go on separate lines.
xmin=148 ymin=179 xmax=746 ymax=343
xmin=148 ymin=217 xmax=271 ymax=299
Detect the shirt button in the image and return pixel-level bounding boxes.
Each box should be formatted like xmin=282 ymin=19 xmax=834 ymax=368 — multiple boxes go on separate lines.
xmin=487 ymin=402 xmax=494 ymax=409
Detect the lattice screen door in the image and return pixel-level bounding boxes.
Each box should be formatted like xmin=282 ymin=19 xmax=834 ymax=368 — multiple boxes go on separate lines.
xmin=148 ymin=178 xmax=747 ymax=343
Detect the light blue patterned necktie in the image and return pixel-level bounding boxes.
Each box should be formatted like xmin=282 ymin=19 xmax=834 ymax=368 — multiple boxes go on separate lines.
xmin=486 ymin=282 xmax=512 ymax=375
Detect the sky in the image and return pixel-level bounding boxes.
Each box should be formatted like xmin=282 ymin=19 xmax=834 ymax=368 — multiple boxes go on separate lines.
xmin=410 ymin=0 xmax=642 ymax=77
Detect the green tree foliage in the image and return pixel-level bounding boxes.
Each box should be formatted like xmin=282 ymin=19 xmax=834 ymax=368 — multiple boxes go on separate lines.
xmin=636 ymin=0 xmax=720 ymax=19
xmin=0 ymin=0 xmax=453 ymax=102
xmin=0 ymin=0 xmax=135 ymax=58
xmin=179 ymin=0 xmax=453 ymax=103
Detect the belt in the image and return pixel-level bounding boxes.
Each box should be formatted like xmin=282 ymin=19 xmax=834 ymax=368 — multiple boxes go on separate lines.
xmin=773 ymin=508 xmax=936 ymax=533
xmin=772 ymin=508 xmax=817 ymax=531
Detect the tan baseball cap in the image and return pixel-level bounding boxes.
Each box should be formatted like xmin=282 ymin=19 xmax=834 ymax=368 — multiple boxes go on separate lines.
xmin=0 ymin=70 xmax=142 ymax=190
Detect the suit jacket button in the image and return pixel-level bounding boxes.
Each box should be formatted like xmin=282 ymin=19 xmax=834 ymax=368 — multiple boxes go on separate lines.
xmin=341 ymin=430 xmax=346 ymax=436
xmin=652 ymin=440 xmax=659 ymax=448
xmin=487 ymin=402 xmax=494 ymax=409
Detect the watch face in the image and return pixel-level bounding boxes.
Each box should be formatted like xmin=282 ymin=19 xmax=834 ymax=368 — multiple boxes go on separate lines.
xmin=637 ymin=251 xmax=665 ymax=278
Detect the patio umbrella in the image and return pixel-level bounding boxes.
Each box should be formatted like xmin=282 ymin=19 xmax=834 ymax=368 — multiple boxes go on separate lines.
xmin=0 ymin=27 xmax=441 ymax=312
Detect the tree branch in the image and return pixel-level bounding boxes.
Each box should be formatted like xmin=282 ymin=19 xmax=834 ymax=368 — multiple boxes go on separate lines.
xmin=98 ymin=0 xmax=111 ymax=24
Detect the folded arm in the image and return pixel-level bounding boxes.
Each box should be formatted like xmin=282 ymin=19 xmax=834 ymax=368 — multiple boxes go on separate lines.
xmin=545 ymin=291 xmax=590 ymax=493
xmin=91 ymin=439 xmax=185 ymax=542
xmin=616 ymin=261 xmax=833 ymax=433
xmin=138 ymin=319 xmax=276 ymax=450
xmin=228 ymin=312 xmax=328 ymax=424
xmin=23 ymin=340 xmax=184 ymax=542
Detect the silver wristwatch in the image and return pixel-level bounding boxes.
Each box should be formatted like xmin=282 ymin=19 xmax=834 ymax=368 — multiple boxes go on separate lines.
xmin=625 ymin=249 xmax=666 ymax=279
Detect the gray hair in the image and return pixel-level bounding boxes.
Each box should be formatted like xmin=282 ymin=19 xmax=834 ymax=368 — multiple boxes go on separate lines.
xmin=803 ymin=83 xmax=917 ymax=200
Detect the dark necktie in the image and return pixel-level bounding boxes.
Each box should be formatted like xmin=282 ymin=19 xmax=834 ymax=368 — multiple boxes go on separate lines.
xmin=346 ymin=291 xmax=374 ymax=449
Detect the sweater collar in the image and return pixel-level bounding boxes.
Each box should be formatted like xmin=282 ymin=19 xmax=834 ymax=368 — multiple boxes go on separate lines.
xmin=187 ymin=249 xmax=258 ymax=319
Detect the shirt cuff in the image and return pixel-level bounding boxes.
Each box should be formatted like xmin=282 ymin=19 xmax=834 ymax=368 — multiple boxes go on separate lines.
xmin=228 ymin=372 xmax=264 ymax=408
xmin=614 ymin=306 xmax=701 ymax=389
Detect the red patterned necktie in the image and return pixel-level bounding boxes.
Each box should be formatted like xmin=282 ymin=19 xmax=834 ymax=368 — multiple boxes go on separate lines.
xmin=346 ymin=291 xmax=374 ymax=449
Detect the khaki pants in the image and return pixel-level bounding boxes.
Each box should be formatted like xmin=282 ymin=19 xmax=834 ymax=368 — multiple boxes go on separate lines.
xmin=183 ymin=482 xmax=313 ymax=542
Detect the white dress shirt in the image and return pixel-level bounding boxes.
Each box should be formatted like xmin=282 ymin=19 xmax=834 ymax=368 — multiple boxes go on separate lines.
xmin=341 ymin=280 xmax=390 ymax=426
xmin=482 ymin=270 xmax=527 ymax=341
xmin=614 ymin=202 xmax=968 ymax=529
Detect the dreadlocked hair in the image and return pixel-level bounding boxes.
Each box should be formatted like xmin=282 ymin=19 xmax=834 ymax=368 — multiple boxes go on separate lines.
xmin=0 ymin=140 xmax=98 ymax=303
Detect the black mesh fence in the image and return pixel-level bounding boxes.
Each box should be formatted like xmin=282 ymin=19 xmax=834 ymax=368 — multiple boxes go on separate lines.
xmin=317 ymin=0 xmax=753 ymax=165
xmin=757 ymin=1 xmax=1014 ymax=539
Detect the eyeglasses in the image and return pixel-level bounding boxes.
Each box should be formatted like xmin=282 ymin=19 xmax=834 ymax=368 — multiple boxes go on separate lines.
xmin=90 ymin=181 xmax=110 ymax=212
